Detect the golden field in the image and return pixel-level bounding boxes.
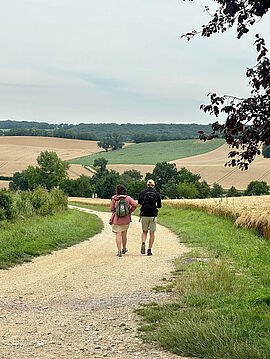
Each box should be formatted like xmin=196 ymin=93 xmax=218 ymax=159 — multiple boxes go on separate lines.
xmin=170 ymin=144 xmax=270 ymax=190
xmin=163 ymin=195 xmax=270 ymax=239
xmin=0 ymin=136 xmax=102 ymax=178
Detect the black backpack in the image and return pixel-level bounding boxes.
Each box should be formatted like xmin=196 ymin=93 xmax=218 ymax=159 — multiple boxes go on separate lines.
xmin=142 ymin=190 xmax=157 ymax=212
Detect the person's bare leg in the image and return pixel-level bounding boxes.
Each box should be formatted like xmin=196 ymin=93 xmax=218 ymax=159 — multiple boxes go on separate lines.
xmin=121 ymin=230 xmax=128 ymax=252
xmin=149 ymin=231 xmax=155 ymax=249
xmin=116 ymin=232 xmax=122 ymax=253
xmin=141 ymin=230 xmax=148 ymax=254
xmin=141 ymin=230 xmax=148 ymax=243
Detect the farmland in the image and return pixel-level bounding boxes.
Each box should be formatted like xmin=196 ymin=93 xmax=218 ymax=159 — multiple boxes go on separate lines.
xmin=163 ymin=195 xmax=270 ymax=239
xmin=0 ymin=136 xmax=104 ymax=186
xmin=69 ymin=138 xmax=225 ymax=165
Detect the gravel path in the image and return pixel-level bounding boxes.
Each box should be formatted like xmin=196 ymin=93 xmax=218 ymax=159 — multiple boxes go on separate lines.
xmin=0 ymin=206 xmax=190 ymax=358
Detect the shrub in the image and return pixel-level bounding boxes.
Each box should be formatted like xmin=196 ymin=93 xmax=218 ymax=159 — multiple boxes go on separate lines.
xmin=49 ymin=189 xmax=68 ymax=213
xmin=0 ymin=189 xmax=15 ymax=220
xmin=13 ymin=191 xmax=34 ymax=219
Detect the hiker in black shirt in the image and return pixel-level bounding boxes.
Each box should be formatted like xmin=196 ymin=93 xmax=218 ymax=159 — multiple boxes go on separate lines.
xmin=138 ymin=179 xmax=161 ymax=255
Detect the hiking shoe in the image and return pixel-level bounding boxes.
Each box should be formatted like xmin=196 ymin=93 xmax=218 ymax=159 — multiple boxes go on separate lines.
xmin=117 ymin=251 xmax=122 ymax=257
xmin=141 ymin=242 xmax=146 ymax=255
xmin=147 ymin=249 xmax=152 ymax=256
xmin=122 ymin=248 xmax=128 ymax=255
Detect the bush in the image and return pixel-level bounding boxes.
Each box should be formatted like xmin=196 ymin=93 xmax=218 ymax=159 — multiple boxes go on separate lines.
xmin=0 ymin=189 xmax=15 ymax=220
xmin=49 ymin=189 xmax=68 ymax=213
xmin=13 ymin=191 xmax=34 ymax=219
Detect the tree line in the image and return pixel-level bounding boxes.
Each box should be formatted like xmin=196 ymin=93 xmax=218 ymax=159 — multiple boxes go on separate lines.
xmin=8 ymin=152 xmax=270 ymax=199
xmin=0 ymin=121 xmax=214 ymax=142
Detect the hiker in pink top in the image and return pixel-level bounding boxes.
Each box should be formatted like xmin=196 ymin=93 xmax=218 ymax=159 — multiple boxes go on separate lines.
xmin=110 ymin=184 xmax=137 ymax=257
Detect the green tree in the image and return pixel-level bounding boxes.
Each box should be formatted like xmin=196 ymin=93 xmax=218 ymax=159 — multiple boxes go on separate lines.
xmin=196 ymin=180 xmax=212 ymax=199
xmin=211 ymin=183 xmax=224 ymax=198
xmin=37 ymin=151 xmax=70 ymax=190
xmin=93 ymin=157 xmax=108 ymax=172
xmin=94 ymin=171 xmax=121 ymax=198
xmin=245 ymin=181 xmax=269 ymax=196
xmin=127 ymin=180 xmax=146 ymax=200
xmin=227 ymin=186 xmax=241 ymax=197
xmin=97 ymin=134 xmax=124 ymax=152
xmin=160 ymin=180 xmax=179 ymax=199
xmin=151 ymin=162 xmax=179 ymax=192
xmin=178 ymin=167 xmax=201 ymax=183
xmin=9 ymin=171 xmax=31 ymax=191
xmin=262 ymin=145 xmax=270 ymax=159
xmin=177 ymin=182 xmax=199 ymax=199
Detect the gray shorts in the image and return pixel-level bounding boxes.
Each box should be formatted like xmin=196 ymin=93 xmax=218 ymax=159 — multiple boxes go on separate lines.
xmin=141 ymin=216 xmax=157 ymax=232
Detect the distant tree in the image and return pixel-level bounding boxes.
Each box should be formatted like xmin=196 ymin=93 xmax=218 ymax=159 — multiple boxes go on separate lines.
xmin=94 ymin=170 xmax=121 ymax=199
xmin=211 ymin=183 xmax=224 ymax=198
xmin=196 ymin=180 xmax=212 ymax=199
xmin=60 ymin=176 xmax=93 ymax=197
xmin=151 ymin=162 xmax=180 ymax=192
xmin=121 ymin=170 xmax=143 ymax=185
xmin=127 ymin=181 xmax=146 ymax=200
xmin=93 ymin=158 xmax=108 ymax=172
xmin=160 ymin=180 xmax=179 ymax=199
xmin=98 ymin=134 xmax=124 ymax=152
xmin=227 ymin=186 xmax=241 ymax=197
xmin=178 ymin=167 xmax=201 ymax=183
xmin=245 ymin=181 xmax=269 ymax=196
xmin=122 ymin=170 xmax=142 ymax=181
xmin=262 ymin=145 xmax=270 ymax=159
xmin=177 ymin=182 xmax=199 ymax=199
xmin=97 ymin=139 xmax=111 ymax=152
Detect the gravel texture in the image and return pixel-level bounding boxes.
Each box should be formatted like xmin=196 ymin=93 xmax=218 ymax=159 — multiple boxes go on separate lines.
xmin=0 ymin=206 xmax=190 ymax=358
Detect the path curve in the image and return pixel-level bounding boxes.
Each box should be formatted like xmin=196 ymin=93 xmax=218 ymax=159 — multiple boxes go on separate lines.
xmin=0 ymin=207 xmax=189 ymax=359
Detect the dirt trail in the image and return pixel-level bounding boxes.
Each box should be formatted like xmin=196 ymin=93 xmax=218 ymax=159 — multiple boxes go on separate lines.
xmin=0 ymin=207 xmax=189 ymax=359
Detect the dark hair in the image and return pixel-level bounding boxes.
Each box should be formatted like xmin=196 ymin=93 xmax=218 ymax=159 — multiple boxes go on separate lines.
xmin=116 ymin=184 xmax=127 ymax=195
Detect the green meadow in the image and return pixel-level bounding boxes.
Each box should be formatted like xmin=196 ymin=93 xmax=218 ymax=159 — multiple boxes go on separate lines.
xmin=69 ymin=138 xmax=224 ymax=165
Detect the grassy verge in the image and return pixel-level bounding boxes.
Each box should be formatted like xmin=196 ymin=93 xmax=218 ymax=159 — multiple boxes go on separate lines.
xmin=0 ymin=209 xmax=103 ymax=269
xmin=69 ymin=138 xmax=224 ymax=165
xmin=79 ymin=203 xmax=270 ymax=359
xmin=137 ymin=208 xmax=270 ymax=359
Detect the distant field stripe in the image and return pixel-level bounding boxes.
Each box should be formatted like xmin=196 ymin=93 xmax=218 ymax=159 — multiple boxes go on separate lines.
xmin=69 ymin=139 xmax=225 ymax=165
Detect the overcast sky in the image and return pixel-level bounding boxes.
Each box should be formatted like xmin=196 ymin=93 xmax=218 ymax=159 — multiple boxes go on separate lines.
xmin=0 ymin=0 xmax=269 ymax=125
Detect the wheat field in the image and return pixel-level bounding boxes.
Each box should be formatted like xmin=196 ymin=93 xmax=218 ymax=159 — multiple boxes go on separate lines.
xmin=163 ymin=196 xmax=270 ymax=239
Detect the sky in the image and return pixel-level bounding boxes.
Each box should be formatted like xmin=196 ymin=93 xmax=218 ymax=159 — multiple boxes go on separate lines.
xmin=0 ymin=0 xmax=269 ymax=125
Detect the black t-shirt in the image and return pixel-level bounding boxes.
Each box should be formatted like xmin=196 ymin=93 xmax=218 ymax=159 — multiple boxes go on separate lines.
xmin=138 ymin=188 xmax=161 ymax=217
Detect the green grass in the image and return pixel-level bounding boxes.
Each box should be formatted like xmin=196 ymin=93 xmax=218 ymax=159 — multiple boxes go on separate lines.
xmin=137 ymin=208 xmax=270 ymax=359
xmin=0 ymin=209 xmax=103 ymax=269
xmin=79 ymin=203 xmax=270 ymax=359
xmin=69 ymin=138 xmax=225 ymax=165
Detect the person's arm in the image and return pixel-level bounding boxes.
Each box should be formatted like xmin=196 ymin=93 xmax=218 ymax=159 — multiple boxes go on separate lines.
xmin=129 ymin=196 xmax=137 ymax=213
xmin=110 ymin=198 xmax=116 ymax=212
xmin=156 ymin=192 xmax=162 ymax=208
